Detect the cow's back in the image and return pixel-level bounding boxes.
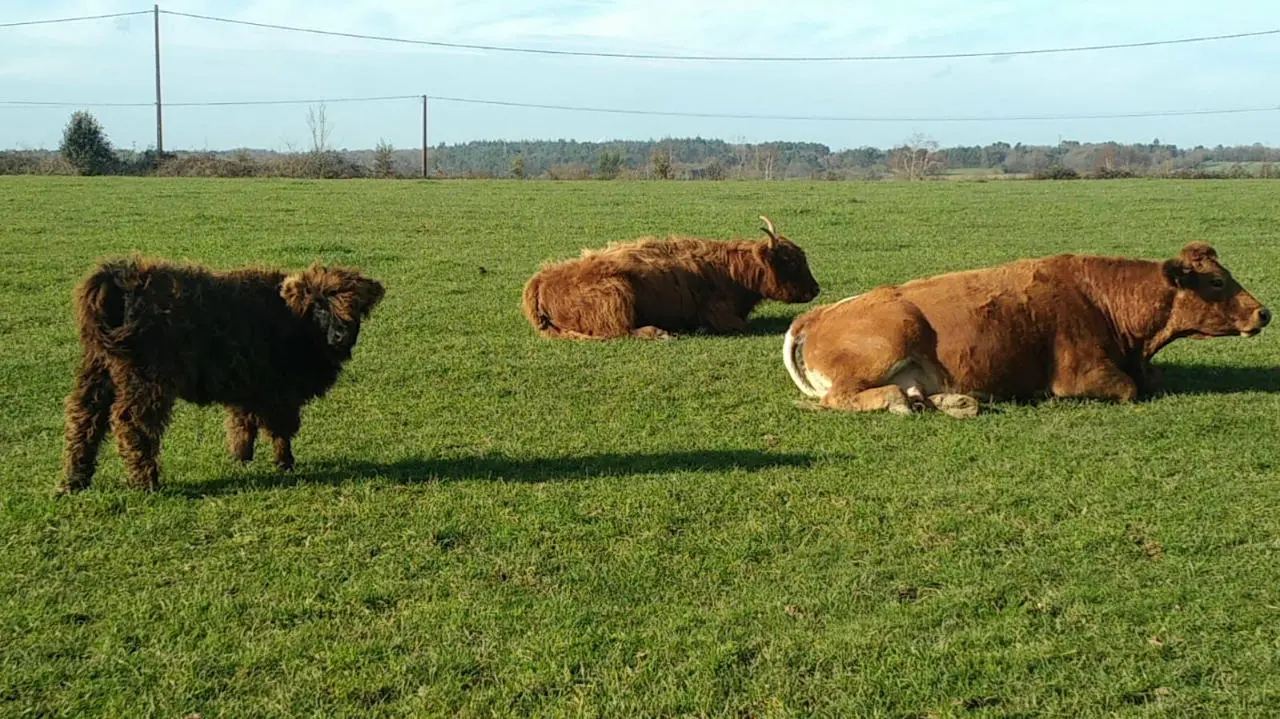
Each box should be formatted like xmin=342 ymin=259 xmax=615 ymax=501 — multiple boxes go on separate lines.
xmin=893 ymin=256 xmax=1104 ymax=396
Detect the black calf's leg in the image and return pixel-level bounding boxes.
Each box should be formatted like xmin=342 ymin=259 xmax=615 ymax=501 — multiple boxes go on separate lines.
xmin=109 ymin=373 xmax=176 ymax=491
xmin=261 ymin=408 xmax=302 ymax=472
xmin=60 ymin=354 xmax=117 ymax=493
xmin=225 ymin=408 xmax=260 ymax=463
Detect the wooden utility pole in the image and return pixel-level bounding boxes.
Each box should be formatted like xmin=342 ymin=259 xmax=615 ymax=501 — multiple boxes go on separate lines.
xmin=153 ymin=4 xmax=164 ymax=153
xmin=421 ymin=95 xmax=428 ymax=178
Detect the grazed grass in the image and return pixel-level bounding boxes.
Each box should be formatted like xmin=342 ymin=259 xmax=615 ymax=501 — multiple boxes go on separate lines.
xmin=1 ymin=177 xmax=1279 ymax=717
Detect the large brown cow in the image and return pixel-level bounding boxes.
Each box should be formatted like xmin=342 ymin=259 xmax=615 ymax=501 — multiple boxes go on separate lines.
xmin=522 ymin=216 xmax=820 ymax=339
xmin=783 ymin=243 xmax=1269 ymax=418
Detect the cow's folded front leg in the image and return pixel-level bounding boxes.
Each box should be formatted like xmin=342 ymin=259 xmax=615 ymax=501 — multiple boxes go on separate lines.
xmin=1138 ymin=360 xmax=1163 ymax=396
xmin=1051 ymin=361 xmax=1139 ymax=403
xmin=701 ymin=301 xmax=750 ymax=335
xmin=822 ymin=381 xmax=916 ymax=414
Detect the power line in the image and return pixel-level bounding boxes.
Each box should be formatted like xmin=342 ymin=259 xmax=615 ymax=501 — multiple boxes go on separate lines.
xmin=0 ymin=10 xmax=150 ymax=29
xmin=159 ymin=9 xmax=1280 ymax=62
xmin=4 ymin=8 xmax=1275 ymax=61
xmin=0 ymin=96 xmax=418 ymax=108
xmin=4 ymin=95 xmax=1278 ymax=123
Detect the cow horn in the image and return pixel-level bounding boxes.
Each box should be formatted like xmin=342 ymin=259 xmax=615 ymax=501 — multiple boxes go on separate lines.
xmin=759 ymin=215 xmax=779 ymax=244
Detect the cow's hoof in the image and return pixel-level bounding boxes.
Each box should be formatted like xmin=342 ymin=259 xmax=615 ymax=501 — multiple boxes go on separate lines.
xmin=633 ymin=326 xmax=674 ymax=340
xmin=904 ymin=387 xmax=931 ymax=414
xmin=931 ymin=393 xmax=980 ymax=419
xmin=793 ymin=399 xmax=825 ymax=412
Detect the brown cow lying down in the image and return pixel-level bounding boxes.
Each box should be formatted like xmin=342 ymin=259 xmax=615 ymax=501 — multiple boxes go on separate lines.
xmin=61 ymin=256 xmax=384 ymax=492
xmin=522 ymin=216 xmax=820 ymax=339
xmin=784 ymin=243 xmax=1269 ymax=418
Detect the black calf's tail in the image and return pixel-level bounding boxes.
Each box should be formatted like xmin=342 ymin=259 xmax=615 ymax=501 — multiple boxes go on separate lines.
xmin=75 ymin=258 xmax=146 ymax=346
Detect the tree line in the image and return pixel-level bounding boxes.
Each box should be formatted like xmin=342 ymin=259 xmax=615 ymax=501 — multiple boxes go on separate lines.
xmin=3 ymin=109 xmax=1278 ymax=180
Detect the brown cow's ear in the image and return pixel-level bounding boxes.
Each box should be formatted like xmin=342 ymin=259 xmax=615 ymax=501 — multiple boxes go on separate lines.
xmin=1162 ymin=258 xmax=1195 ymax=288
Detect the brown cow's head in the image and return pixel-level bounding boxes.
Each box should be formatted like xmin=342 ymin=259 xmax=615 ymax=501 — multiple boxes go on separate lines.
xmin=754 ymin=216 xmax=821 ymax=303
xmin=1163 ymin=242 xmax=1270 ymax=338
xmin=282 ymin=263 xmax=385 ymax=354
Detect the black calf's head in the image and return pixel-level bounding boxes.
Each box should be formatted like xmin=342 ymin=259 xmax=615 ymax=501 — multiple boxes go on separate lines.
xmin=282 ymin=263 xmax=385 ymax=354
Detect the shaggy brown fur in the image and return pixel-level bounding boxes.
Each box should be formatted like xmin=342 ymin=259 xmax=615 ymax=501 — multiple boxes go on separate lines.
xmin=784 ymin=243 xmax=1270 ymax=417
xmin=522 ymin=216 xmax=821 ymax=339
xmin=60 ymin=256 xmax=384 ymax=492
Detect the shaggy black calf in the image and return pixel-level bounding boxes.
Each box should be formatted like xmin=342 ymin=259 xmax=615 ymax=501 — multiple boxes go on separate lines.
xmin=61 ymin=256 xmax=384 ymax=492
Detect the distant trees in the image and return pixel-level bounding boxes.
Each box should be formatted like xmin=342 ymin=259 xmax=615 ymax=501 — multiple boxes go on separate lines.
xmin=597 ymin=150 xmax=623 ymax=180
xmin=15 ymin=123 xmax=1280 ymax=180
xmin=60 ymin=111 xmax=117 ymax=176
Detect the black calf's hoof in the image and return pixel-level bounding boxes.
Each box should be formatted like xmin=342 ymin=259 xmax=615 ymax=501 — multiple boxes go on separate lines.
xmin=57 ymin=474 xmax=91 ymax=495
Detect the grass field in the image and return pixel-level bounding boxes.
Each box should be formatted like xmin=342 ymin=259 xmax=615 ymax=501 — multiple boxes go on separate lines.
xmin=2 ymin=177 xmax=1279 ymax=717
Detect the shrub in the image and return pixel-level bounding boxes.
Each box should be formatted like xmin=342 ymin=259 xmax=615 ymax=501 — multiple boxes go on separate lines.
xmin=0 ymin=151 xmax=75 ymax=175
xmin=1090 ymin=166 xmax=1138 ymax=180
xmin=1033 ymin=166 xmax=1079 ymax=180
xmin=60 ymin=111 xmax=118 ymax=176
xmin=649 ymin=148 xmax=673 ymax=180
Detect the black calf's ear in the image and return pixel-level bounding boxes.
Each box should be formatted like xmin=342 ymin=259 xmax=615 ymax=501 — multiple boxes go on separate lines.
xmin=355 ymin=278 xmax=385 ymax=316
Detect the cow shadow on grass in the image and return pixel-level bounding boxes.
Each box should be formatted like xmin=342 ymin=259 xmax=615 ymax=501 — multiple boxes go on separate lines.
xmin=741 ymin=315 xmax=798 ymax=337
xmin=1155 ymin=363 xmax=1280 ymax=395
xmin=175 ymin=449 xmax=817 ymax=497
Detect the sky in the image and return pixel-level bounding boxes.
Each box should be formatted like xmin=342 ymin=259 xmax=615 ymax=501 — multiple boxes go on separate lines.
xmin=2 ymin=0 xmax=1278 ymax=151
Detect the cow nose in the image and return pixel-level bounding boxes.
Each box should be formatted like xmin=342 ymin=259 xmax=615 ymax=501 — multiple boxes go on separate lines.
xmin=1260 ymin=307 xmax=1272 ymax=327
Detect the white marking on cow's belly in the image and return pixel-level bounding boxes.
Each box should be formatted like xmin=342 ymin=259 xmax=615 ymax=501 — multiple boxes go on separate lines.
xmin=883 ymin=359 xmax=945 ymax=395
xmin=804 ymin=367 xmax=833 ymax=397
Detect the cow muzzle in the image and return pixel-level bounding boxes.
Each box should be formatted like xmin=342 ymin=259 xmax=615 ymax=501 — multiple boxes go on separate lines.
xmin=1243 ymin=307 xmax=1271 ymax=336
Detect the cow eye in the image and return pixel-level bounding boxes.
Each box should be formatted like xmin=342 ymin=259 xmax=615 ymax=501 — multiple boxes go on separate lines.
xmin=1209 ymin=277 xmax=1225 ymax=290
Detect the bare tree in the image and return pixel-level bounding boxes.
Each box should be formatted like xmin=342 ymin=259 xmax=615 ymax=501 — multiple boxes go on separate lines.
xmin=891 ymin=133 xmax=944 ymax=180
xmin=732 ymin=136 xmax=750 ymax=178
xmin=759 ymin=144 xmax=779 ymax=181
xmin=307 ymin=104 xmax=333 ymax=154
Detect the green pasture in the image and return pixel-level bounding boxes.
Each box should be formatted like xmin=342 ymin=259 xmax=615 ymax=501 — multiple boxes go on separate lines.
xmin=1 ymin=177 xmax=1278 ymax=717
